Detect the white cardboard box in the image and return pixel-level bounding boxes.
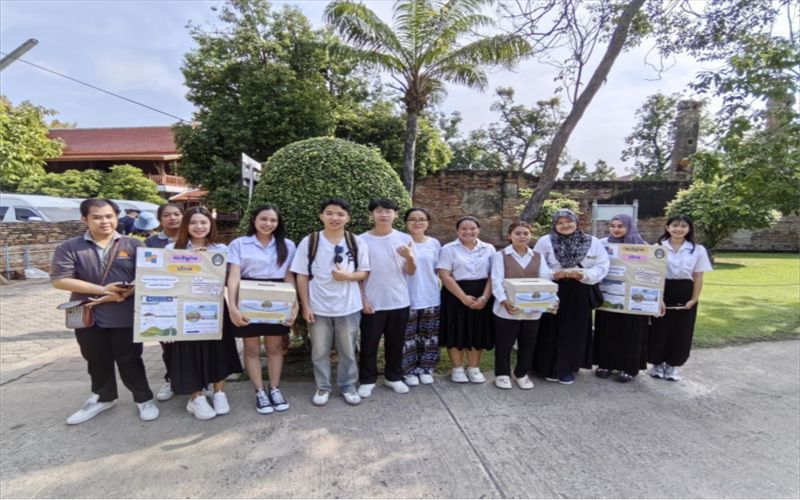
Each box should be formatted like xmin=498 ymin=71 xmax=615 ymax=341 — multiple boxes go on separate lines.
xmin=237 ymin=280 xmax=296 ymax=324
xmin=503 ymin=278 xmax=559 ymax=314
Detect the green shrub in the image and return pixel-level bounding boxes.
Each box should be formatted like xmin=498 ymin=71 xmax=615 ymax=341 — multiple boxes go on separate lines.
xmin=246 ymin=137 xmax=412 ymax=242
xmin=518 ymin=189 xmax=581 ymax=237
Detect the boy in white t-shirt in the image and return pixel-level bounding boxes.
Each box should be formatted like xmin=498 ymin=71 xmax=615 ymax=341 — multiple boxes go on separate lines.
xmin=357 ymin=199 xmax=416 ymax=398
xmin=290 ymin=199 xmax=370 ymax=407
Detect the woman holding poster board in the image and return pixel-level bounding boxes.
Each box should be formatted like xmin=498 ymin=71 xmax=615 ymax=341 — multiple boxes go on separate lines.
xmin=532 ymin=209 xmax=609 ymax=384
xmin=167 ymin=207 xmax=243 ymax=420
xmin=227 ymin=205 xmax=297 ymax=414
xmin=593 ymin=214 xmax=650 ymax=383
xmin=491 ymin=220 xmax=555 ymax=390
xmin=648 ymin=215 xmax=712 ymax=382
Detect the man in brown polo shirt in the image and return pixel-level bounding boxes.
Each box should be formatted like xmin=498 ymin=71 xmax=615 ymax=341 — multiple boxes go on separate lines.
xmin=51 ymin=198 xmax=159 ymax=424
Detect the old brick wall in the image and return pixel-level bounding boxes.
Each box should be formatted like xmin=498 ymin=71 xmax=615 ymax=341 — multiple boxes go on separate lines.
xmin=413 ymin=171 xmax=799 ymax=251
xmin=0 ymin=221 xmax=87 ymax=276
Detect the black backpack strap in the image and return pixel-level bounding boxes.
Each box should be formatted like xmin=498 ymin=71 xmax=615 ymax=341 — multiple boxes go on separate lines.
xmin=307 ymin=231 xmax=320 ymax=280
xmin=344 ymin=231 xmax=358 ymax=269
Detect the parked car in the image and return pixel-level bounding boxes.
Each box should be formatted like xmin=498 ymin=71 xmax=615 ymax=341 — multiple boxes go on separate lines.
xmin=0 ymin=193 xmax=82 ymax=222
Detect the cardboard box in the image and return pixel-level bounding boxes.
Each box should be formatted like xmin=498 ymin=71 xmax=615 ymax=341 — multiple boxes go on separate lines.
xmin=503 ymin=278 xmax=559 ymax=314
xmin=237 ymin=280 xmax=296 ymax=324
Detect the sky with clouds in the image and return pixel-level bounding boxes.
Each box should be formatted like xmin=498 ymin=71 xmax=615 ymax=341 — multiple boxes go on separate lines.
xmin=1 ymin=0 xmax=716 ymax=176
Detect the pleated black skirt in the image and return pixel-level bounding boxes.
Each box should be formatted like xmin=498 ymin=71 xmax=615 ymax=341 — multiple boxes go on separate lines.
xmin=440 ymin=279 xmax=494 ymax=350
xmin=593 ymin=310 xmax=649 ymax=376
xmin=170 ymin=304 xmax=243 ymax=395
xmin=232 ymin=279 xmax=291 ymax=338
xmin=532 ymin=279 xmax=593 ymax=378
xmin=648 ymin=279 xmax=697 ymax=366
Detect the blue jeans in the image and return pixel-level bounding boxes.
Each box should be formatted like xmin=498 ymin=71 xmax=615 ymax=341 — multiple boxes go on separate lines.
xmin=309 ymin=312 xmax=360 ymax=393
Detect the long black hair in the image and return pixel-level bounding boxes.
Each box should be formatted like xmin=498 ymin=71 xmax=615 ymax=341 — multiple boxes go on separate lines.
xmin=658 ymin=214 xmax=696 ymax=252
xmin=247 ymin=204 xmax=289 ymax=266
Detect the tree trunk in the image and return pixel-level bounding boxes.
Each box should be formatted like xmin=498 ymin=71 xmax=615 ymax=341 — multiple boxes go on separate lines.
xmin=402 ymin=110 xmax=419 ymax=195
xmin=520 ymin=0 xmax=647 ymax=222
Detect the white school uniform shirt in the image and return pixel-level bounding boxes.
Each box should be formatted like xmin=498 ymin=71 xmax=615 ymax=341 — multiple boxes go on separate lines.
xmin=166 ymin=241 xmax=227 ymax=252
xmin=658 ymin=240 xmax=713 ymax=280
xmin=227 ymin=235 xmax=296 ymax=279
xmin=491 ymin=245 xmax=553 ymax=320
xmin=359 ymin=230 xmax=412 ymax=311
xmin=533 ymin=234 xmax=609 ymax=285
xmin=436 ymin=239 xmax=494 ymax=281
xmin=290 ymin=233 xmax=370 ymax=317
xmin=408 ymin=237 xmax=442 ymax=309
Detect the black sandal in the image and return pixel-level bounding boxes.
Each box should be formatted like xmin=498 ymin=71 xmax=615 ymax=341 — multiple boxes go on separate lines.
xmin=595 ymin=368 xmax=611 ymax=379
xmin=617 ymin=372 xmax=635 ymax=383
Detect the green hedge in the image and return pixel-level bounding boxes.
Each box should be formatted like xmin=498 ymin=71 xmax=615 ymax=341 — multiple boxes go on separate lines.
xmin=246 ymin=137 xmax=412 ymax=242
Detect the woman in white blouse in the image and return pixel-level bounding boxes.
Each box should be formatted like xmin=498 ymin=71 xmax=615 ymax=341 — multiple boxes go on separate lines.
xmin=437 ymin=216 xmax=495 ymax=384
xmin=648 ymin=215 xmax=712 ymax=382
xmin=532 ymin=209 xmax=609 ymax=384
xmin=491 ymin=221 xmax=555 ymax=390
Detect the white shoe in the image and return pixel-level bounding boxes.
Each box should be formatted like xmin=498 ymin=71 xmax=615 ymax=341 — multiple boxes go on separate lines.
xmin=650 ymin=363 xmax=666 ymax=379
xmin=66 ymin=394 xmax=116 ymax=425
xmin=494 ymin=375 xmax=512 ymax=389
xmin=357 ymin=383 xmax=376 ymax=398
xmin=186 ymin=396 xmax=216 ymax=420
xmin=466 ymin=367 xmax=486 ymax=384
xmin=384 ymin=379 xmax=410 ymax=394
xmin=451 ymin=367 xmax=468 ymax=383
xmin=202 ymin=383 xmax=214 ymax=398
xmin=515 ymin=375 xmax=535 ymax=390
xmin=312 ymin=389 xmax=330 ymax=406
xmin=212 ymin=392 xmax=230 ymax=415
xmin=419 ymin=373 xmax=434 ymax=385
xmin=342 ymin=392 xmax=362 ymax=406
xmin=404 ymin=375 xmax=420 ymax=386
xmin=664 ymin=365 xmax=684 ymax=381
xmin=136 ymin=399 xmax=159 ymax=421
xmin=156 ymin=382 xmax=174 ymax=401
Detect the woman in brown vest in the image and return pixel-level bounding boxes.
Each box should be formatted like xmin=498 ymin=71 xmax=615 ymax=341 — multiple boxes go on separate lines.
xmin=491 ymin=221 xmax=556 ymax=389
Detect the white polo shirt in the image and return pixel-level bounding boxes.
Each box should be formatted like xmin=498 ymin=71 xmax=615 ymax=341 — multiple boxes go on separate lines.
xmin=436 ymin=239 xmax=494 ymax=281
xmin=408 ymin=237 xmax=442 ymax=309
xmin=533 ymin=234 xmax=609 ymax=285
xmin=359 ymin=230 xmax=413 ymax=311
xmin=290 ymin=233 xmax=370 ymax=317
xmin=658 ymin=240 xmax=713 ymax=280
xmin=228 ymin=235 xmax=296 ymax=279
xmin=491 ymin=245 xmax=553 ymax=320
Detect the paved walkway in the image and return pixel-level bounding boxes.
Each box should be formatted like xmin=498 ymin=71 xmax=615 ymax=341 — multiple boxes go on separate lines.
xmin=1 ymin=280 xmax=799 ymax=498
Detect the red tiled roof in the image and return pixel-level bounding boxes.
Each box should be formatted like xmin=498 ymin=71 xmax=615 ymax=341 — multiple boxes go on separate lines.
xmin=47 ymin=126 xmax=180 ymax=161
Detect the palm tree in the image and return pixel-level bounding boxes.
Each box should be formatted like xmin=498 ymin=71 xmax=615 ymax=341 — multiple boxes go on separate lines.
xmin=325 ymin=0 xmax=530 ymax=194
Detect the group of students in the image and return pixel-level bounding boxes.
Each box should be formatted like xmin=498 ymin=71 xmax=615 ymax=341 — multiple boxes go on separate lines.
xmin=51 ymin=196 xmax=711 ymax=425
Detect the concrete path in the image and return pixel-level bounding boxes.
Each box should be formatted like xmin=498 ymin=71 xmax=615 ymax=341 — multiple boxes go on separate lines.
xmin=1 ymin=281 xmax=798 ymax=498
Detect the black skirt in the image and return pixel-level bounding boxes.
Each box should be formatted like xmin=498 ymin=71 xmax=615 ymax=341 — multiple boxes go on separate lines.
xmin=532 ymin=279 xmax=594 ymax=378
xmin=648 ymin=279 xmax=697 ymax=366
xmin=440 ymin=279 xmax=494 ymax=350
xmin=593 ymin=310 xmax=649 ymax=376
xmin=170 ymin=303 xmax=243 ymax=395
xmin=231 ymin=278 xmax=291 ymax=338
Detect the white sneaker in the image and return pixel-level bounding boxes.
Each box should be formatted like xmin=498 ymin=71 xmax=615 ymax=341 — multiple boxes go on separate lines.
xmin=156 ymin=382 xmax=174 ymax=401
xmin=357 ymin=383 xmax=376 ymax=398
xmin=312 ymin=389 xmax=330 ymax=406
xmin=342 ymin=392 xmax=362 ymax=406
xmin=404 ymin=375 xmax=420 ymax=386
xmin=494 ymin=375 xmax=512 ymax=389
xmin=419 ymin=373 xmax=434 ymax=385
xmin=665 ymin=365 xmax=684 ymax=381
xmin=384 ymin=379 xmax=410 ymax=394
xmin=212 ymin=392 xmax=230 ymax=415
xmin=66 ymin=394 xmax=116 ymax=425
xmin=650 ymin=363 xmax=666 ymax=379
xmin=136 ymin=399 xmax=159 ymax=421
xmin=451 ymin=367 xmax=468 ymax=383
xmin=186 ymin=396 xmax=216 ymax=420
xmin=466 ymin=367 xmax=486 ymax=384
xmin=515 ymin=375 xmax=535 ymax=390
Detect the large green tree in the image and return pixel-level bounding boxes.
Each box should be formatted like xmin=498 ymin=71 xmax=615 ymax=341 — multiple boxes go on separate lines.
xmin=620 ymin=92 xmax=679 ymax=180
xmin=325 ymin=0 xmax=530 ymax=194
xmin=98 ymin=165 xmax=164 ymax=204
xmin=18 ymin=169 xmax=103 ymax=198
xmin=0 ymin=97 xmax=64 ymax=192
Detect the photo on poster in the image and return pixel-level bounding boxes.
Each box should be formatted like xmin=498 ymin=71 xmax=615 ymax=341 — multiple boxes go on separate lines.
xmin=240 ymin=299 xmax=292 ymax=324
xmin=138 ymin=295 xmax=178 ymax=337
xmin=183 ymin=302 xmax=221 ymax=335
xmin=628 ymin=287 xmax=661 ymax=314
xmin=603 ymin=244 xmax=620 ymax=259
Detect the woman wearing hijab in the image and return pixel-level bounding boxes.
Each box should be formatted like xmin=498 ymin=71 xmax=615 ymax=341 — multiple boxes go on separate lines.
xmin=532 ymin=209 xmax=609 ymax=384
xmin=593 ymin=214 xmax=650 ymax=382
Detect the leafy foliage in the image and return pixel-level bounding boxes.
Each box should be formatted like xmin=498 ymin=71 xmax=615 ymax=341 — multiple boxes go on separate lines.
xmin=620 ymin=92 xmax=679 ymax=180
xmin=518 ymin=188 xmax=581 ymax=237
xmin=248 ymin=137 xmax=411 ymax=242
xmin=97 ymin=165 xmax=164 ymax=204
xmin=18 ymin=169 xmax=103 ymax=198
xmin=562 ymin=160 xmax=589 ymax=181
xmin=0 ymin=97 xmax=63 ymax=192
xmin=588 ymin=159 xmax=617 ymax=181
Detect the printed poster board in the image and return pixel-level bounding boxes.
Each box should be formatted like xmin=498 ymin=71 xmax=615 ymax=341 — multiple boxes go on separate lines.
xmin=133 ymin=248 xmax=227 ymax=342
xmin=597 ymin=243 xmax=667 ymax=316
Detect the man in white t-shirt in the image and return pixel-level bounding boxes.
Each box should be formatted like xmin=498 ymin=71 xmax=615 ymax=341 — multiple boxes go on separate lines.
xmin=290 ymin=199 xmax=370 ymax=407
xmin=357 ymin=199 xmax=416 ymax=398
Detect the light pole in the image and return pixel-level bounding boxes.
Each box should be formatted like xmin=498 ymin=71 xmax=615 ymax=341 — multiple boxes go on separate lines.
xmin=0 ymin=39 xmax=38 ymax=71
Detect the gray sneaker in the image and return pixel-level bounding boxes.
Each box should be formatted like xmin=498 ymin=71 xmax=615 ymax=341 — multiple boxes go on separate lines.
xmin=649 ymin=363 xmax=666 ymax=379
xmin=664 ymin=365 xmax=684 ymax=381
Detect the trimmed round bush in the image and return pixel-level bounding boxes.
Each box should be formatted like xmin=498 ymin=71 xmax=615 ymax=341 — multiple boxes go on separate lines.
xmin=247 ymin=137 xmax=412 ymax=242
